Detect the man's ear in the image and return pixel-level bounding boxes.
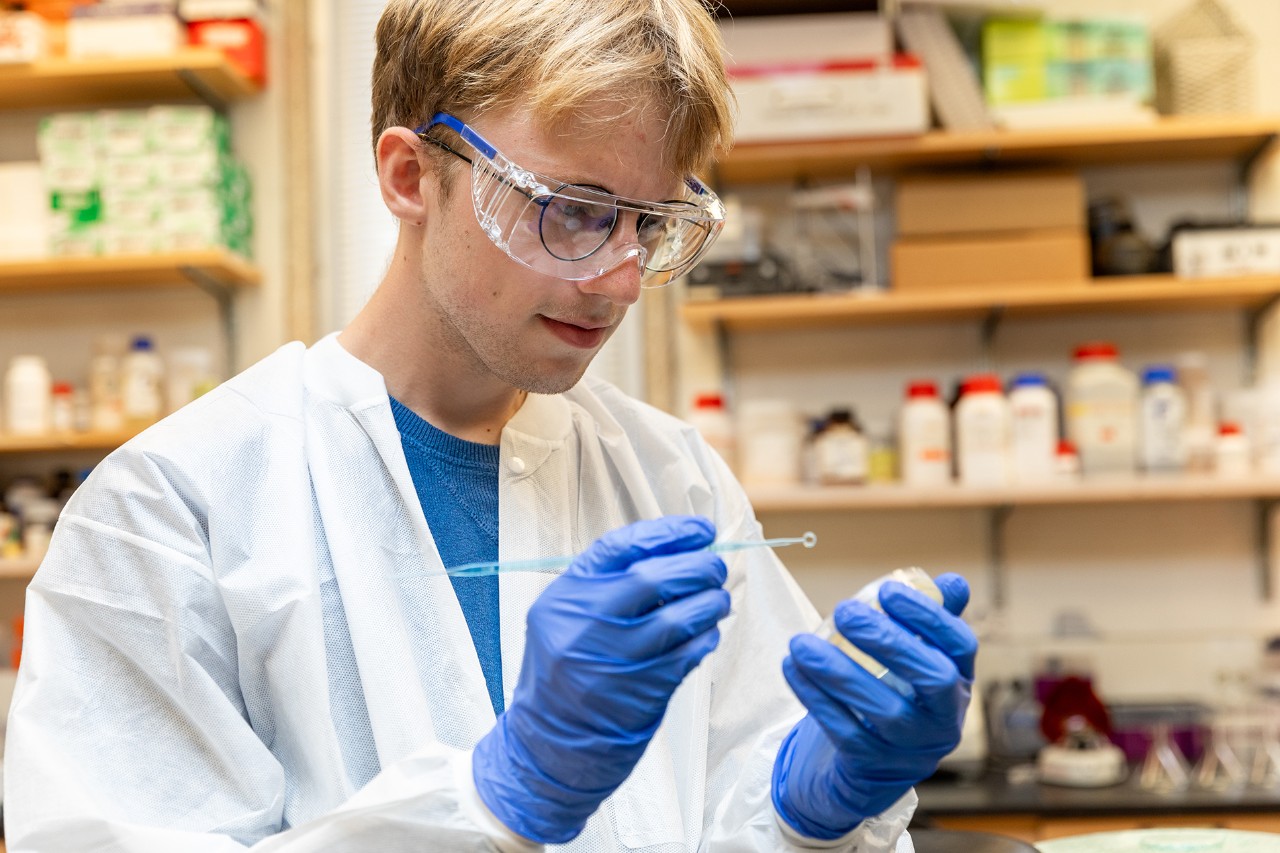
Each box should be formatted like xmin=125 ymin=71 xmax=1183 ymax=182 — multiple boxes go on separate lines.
xmin=376 ymin=126 xmax=434 ymax=225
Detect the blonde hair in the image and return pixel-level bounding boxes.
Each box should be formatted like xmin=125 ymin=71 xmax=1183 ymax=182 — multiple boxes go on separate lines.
xmin=370 ymin=0 xmax=734 ymax=181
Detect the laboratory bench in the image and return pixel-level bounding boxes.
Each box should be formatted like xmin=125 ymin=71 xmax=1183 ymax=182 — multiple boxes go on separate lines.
xmin=916 ymin=771 xmax=1280 ymax=842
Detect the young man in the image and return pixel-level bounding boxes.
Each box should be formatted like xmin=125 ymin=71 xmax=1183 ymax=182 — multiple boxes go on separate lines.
xmin=5 ymin=1 xmax=976 ymax=851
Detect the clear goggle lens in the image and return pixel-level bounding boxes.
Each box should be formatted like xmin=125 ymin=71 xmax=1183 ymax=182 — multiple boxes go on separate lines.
xmin=433 ymin=119 xmax=723 ymax=288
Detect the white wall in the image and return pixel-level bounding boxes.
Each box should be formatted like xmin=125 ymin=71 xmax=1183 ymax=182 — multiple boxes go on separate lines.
xmin=711 ymin=0 xmax=1280 ymax=705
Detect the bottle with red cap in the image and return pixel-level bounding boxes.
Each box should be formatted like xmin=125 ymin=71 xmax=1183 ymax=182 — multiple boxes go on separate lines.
xmin=955 ymin=373 xmax=1010 ymax=487
xmin=688 ymin=392 xmax=736 ymax=472
xmin=1067 ymin=342 xmax=1138 ymax=476
xmin=899 ymin=379 xmax=951 ymax=487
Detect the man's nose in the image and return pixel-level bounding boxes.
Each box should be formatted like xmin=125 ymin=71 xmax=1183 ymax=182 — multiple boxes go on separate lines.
xmin=577 ymin=249 xmax=643 ymax=305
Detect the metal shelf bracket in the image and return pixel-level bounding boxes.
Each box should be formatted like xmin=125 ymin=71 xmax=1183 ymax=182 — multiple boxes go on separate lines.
xmin=1255 ymin=497 xmax=1278 ymax=601
xmin=987 ymin=504 xmax=1014 ymax=609
xmin=180 ymin=265 xmax=237 ymax=379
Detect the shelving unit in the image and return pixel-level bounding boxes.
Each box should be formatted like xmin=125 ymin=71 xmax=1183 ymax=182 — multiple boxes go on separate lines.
xmin=684 ymin=115 xmax=1280 ymax=604
xmin=0 ymin=48 xmax=261 ymax=110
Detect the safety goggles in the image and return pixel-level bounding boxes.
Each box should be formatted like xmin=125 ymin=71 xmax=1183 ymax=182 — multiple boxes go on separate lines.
xmin=414 ymin=113 xmax=725 ymax=287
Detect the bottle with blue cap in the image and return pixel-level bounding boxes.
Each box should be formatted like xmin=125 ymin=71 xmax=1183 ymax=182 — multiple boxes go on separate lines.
xmin=1139 ymin=364 xmax=1187 ymax=473
xmin=1008 ymin=372 xmax=1059 ymax=482
xmin=121 ymin=335 xmax=164 ymax=425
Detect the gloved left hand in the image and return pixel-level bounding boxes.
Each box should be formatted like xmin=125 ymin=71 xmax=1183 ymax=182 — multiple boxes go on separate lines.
xmin=772 ymin=573 xmax=977 ymax=840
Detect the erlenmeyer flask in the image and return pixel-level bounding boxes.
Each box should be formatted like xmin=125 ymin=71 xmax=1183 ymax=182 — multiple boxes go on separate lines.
xmin=1194 ymin=721 xmax=1247 ymax=792
xmin=1250 ymin=711 xmax=1280 ymax=790
xmin=1139 ymin=722 xmax=1190 ymax=793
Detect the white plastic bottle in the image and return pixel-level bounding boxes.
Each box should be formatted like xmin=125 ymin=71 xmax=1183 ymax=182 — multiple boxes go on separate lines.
xmin=737 ymin=399 xmax=802 ymax=487
xmin=1008 ymin=373 xmax=1058 ymax=483
xmin=688 ymin=392 xmax=736 ymax=471
xmin=1066 ymin=342 xmax=1138 ymax=476
xmin=1139 ymin=364 xmax=1187 ymax=473
xmin=89 ymin=335 xmax=125 ymax=431
xmin=955 ymin=374 xmax=1010 ymax=487
xmin=1216 ymin=422 xmax=1251 ymax=478
xmin=121 ymin=335 xmax=164 ymax=424
xmin=4 ymin=355 xmax=52 ymax=436
xmin=899 ymin=380 xmax=951 ymax=487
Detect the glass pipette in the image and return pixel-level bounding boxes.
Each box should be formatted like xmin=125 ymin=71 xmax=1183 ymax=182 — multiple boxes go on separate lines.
xmin=392 ymin=531 xmax=817 ymax=580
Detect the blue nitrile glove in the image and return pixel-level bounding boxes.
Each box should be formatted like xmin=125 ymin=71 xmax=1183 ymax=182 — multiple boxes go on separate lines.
xmin=472 ymin=515 xmax=730 ymax=844
xmin=772 ymin=573 xmax=977 ymax=841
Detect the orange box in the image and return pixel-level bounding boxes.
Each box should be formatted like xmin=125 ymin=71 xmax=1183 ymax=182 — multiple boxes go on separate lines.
xmin=188 ymin=18 xmax=265 ymax=87
xmin=896 ymin=170 xmax=1084 ymax=237
xmin=891 ymin=229 xmax=1090 ymax=291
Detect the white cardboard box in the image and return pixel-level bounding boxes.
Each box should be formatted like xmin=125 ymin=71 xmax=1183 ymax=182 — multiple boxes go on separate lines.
xmin=0 ymin=162 xmax=50 ymax=259
xmin=1172 ymin=227 xmax=1280 ymax=278
xmin=718 ymin=13 xmax=891 ymax=66
xmin=730 ymin=57 xmax=929 ymax=144
xmin=67 ymin=13 xmax=185 ymax=59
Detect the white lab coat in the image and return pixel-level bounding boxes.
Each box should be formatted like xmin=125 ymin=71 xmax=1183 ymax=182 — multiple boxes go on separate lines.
xmin=5 ymin=334 xmax=916 ymax=852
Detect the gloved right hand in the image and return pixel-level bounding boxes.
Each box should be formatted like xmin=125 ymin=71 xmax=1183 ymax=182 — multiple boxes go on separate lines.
xmin=472 ymin=515 xmax=730 ymax=844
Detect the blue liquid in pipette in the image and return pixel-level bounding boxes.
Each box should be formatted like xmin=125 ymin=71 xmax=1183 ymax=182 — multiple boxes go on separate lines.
xmin=392 ymin=531 xmax=817 ymax=580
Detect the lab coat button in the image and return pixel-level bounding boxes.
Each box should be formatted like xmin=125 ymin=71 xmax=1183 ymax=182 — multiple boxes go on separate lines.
xmin=509 ymin=456 xmax=527 ymax=474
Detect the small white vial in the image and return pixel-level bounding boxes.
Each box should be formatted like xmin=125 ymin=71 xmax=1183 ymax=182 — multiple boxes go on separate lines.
xmin=1139 ymin=365 xmax=1187 ymax=473
xmin=955 ymin=374 xmax=1010 ymax=487
xmin=899 ymin=380 xmax=951 ymax=487
xmin=1008 ymin=373 xmax=1058 ymax=483
xmin=4 ymin=355 xmax=52 ymax=436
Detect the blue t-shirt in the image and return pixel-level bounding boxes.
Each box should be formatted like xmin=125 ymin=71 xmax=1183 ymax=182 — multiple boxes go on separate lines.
xmin=389 ymin=397 xmax=504 ymax=717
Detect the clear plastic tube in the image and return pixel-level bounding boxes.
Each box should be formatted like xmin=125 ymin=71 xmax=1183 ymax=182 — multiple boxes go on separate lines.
xmin=391 ymin=531 xmax=817 ymax=580
xmin=816 ymin=567 xmax=943 ymax=691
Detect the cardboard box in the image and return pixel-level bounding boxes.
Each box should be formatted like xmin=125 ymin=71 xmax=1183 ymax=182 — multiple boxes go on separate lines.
xmin=896 ymin=170 xmax=1084 ymax=237
xmin=719 ymin=13 xmax=892 ymax=66
xmin=730 ymin=56 xmax=928 ymax=144
xmin=892 ymin=229 xmax=1090 ymax=291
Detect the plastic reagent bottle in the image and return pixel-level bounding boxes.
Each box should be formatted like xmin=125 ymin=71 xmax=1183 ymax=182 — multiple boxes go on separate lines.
xmin=816 ymin=567 xmax=945 ymax=691
xmin=4 ymin=355 xmax=52 ymax=436
xmin=121 ymin=335 xmax=164 ymax=424
xmin=899 ymin=380 xmax=951 ymax=487
xmin=1139 ymin=364 xmax=1187 ymax=473
xmin=955 ymin=374 xmax=1010 ymax=487
xmin=1066 ymin=342 xmax=1138 ymax=476
xmin=1008 ymin=372 xmax=1058 ymax=483
xmin=688 ymin=391 xmax=736 ymax=471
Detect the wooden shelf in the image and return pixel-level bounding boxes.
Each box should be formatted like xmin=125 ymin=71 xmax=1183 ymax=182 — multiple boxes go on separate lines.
xmin=717 ymin=115 xmax=1280 ymax=183
xmin=0 ymin=558 xmax=40 ymax=580
xmin=681 ymin=274 xmax=1280 ymax=331
xmin=0 ymin=250 xmax=260 ymax=293
xmin=0 ymin=426 xmax=149 ymax=454
xmin=0 ymin=48 xmax=261 ymax=110
xmin=747 ymin=475 xmax=1280 ymax=512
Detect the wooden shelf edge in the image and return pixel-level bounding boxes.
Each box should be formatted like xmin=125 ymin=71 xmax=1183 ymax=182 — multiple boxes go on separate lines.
xmin=0 ymin=48 xmax=261 ymax=109
xmin=0 ymin=250 xmax=261 ymax=291
xmin=0 ymin=425 xmax=150 ymax=454
xmin=680 ymin=274 xmax=1280 ymax=329
xmin=0 ymin=559 xmax=40 ymax=580
xmin=717 ymin=115 xmax=1280 ymax=182
xmin=747 ymin=476 xmax=1280 ymax=511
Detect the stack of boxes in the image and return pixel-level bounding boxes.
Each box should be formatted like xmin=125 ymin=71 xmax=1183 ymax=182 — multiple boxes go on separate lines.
xmin=38 ymin=105 xmax=253 ymax=258
xmin=891 ymin=170 xmax=1089 ymax=292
